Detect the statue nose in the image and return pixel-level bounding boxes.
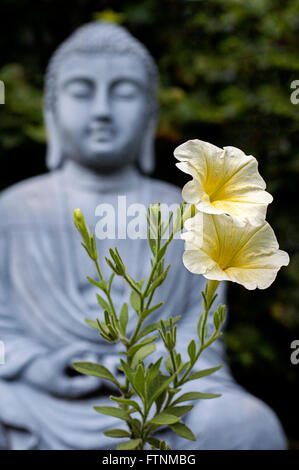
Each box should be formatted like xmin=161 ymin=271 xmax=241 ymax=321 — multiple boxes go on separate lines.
xmin=92 ymin=86 xmax=112 ymax=120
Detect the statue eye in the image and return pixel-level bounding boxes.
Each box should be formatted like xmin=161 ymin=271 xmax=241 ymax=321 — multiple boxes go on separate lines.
xmin=113 ymin=81 xmax=138 ymax=98
xmin=65 ymin=80 xmax=92 ymax=98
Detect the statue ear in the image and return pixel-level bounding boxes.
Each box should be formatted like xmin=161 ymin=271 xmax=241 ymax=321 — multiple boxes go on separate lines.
xmin=44 ymin=109 xmax=63 ymax=170
xmin=138 ymin=115 xmax=156 ymax=174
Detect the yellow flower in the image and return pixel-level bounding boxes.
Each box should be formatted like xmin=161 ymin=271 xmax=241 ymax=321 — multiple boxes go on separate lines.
xmin=181 ymin=212 xmax=289 ymax=290
xmin=174 ymin=139 xmax=273 ymax=226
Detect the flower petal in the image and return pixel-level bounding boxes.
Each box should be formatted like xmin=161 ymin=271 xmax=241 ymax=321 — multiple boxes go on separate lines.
xmin=225 ymin=250 xmax=289 ymax=290
xmin=181 ymin=212 xmax=289 ymax=290
xmin=174 ymin=139 xmax=223 ymax=163
xmin=174 ymin=139 xmax=273 ymax=224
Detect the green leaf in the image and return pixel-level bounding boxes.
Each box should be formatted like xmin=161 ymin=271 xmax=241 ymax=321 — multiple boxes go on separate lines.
xmin=105 ymin=256 xmax=121 ymax=275
xmin=130 ymin=289 xmax=141 ymax=313
xmin=140 ymin=302 xmax=164 ymax=321
xmin=157 ymin=236 xmax=172 ymax=262
xmin=147 ymin=372 xmax=167 ymax=405
xmin=104 ymin=429 xmax=131 ymax=438
xmin=72 ymin=362 xmax=119 ymax=386
xmin=155 ymin=388 xmax=167 ymax=412
xmin=147 ymin=265 xmax=170 ymax=293
xmin=150 ymin=413 xmax=180 ymax=425
xmin=87 ymin=276 xmax=106 ymax=291
xmin=213 ymin=310 xmax=220 ymax=331
xmin=93 ymin=406 xmax=130 ymax=420
xmin=164 ymin=405 xmax=193 ymax=417
xmin=130 ymin=419 xmax=141 ymax=437
xmin=120 ymin=360 xmax=135 ymax=385
xmin=187 ymin=339 xmax=196 ymax=361
xmin=128 ymin=336 xmax=157 ymax=359
xmin=137 ymin=315 xmax=181 ymax=340
xmin=133 ymin=364 xmax=145 ymax=398
xmin=116 ymin=439 xmax=141 ymax=450
xmin=119 ymin=302 xmax=128 ymax=335
xmin=149 ymin=366 xmax=183 ymax=408
xmin=173 ymin=391 xmax=221 ymax=405
xmin=164 ymin=356 xmax=173 ymax=374
xmin=108 ymin=272 xmax=115 ymax=292
xmin=213 ymin=305 xmax=226 ymax=333
xmin=126 ymin=273 xmax=142 ymax=293
xmin=186 ymin=365 xmax=223 ymax=382
xmin=110 ymin=396 xmax=142 ymax=414
xmin=96 ymin=293 xmax=111 ymax=314
xmin=145 ymin=357 xmax=162 ymax=386
xmin=197 ymin=314 xmax=207 ymax=345
xmin=84 ymin=318 xmax=100 ymax=330
xmin=169 ymin=422 xmax=196 ymax=441
xmin=148 ymin=235 xmax=156 ymax=256
xmin=147 ymin=437 xmax=162 ymax=449
xmin=131 ymin=343 xmax=156 ymax=369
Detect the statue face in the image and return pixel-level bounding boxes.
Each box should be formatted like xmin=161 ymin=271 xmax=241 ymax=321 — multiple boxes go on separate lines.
xmin=55 ymin=53 xmax=149 ymax=172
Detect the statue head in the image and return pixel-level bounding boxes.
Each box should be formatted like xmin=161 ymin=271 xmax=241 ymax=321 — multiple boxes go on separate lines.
xmin=44 ymin=21 xmax=159 ymax=174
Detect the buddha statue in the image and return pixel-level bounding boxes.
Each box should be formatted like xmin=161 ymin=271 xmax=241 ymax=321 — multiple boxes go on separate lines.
xmin=0 ymin=22 xmax=287 ymax=450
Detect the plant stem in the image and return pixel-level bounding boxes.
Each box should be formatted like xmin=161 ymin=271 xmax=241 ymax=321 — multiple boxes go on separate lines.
xmin=95 ymin=259 xmax=118 ymax=325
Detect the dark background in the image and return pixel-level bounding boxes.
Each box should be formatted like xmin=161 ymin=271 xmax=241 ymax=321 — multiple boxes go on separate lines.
xmin=0 ymin=0 xmax=298 ymax=448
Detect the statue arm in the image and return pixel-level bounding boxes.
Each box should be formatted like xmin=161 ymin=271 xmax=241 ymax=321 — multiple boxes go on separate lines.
xmin=0 ymin=231 xmax=103 ymax=397
xmin=0 ymin=231 xmax=49 ymax=380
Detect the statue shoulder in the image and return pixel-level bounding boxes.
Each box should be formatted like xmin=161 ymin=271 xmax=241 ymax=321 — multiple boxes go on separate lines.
xmin=143 ymin=176 xmax=182 ymax=204
xmin=0 ymin=172 xmax=60 ymax=227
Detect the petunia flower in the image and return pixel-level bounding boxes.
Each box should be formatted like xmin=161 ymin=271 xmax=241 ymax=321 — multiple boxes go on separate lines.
xmin=181 ymin=212 xmax=289 ymax=290
xmin=174 ymin=139 xmax=273 ymax=226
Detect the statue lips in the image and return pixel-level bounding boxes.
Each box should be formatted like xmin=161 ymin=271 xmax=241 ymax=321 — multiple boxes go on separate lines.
xmin=87 ymin=124 xmax=115 ymax=142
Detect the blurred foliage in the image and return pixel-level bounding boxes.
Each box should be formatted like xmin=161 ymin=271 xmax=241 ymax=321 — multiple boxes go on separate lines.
xmin=0 ymin=0 xmax=298 ymax=447
xmin=0 ymin=64 xmax=44 ymax=149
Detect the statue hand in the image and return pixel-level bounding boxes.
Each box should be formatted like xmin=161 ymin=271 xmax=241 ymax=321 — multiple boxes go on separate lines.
xmin=23 ymin=344 xmax=102 ymax=398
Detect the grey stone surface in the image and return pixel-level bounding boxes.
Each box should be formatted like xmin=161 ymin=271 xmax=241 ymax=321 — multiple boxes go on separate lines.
xmin=0 ymin=22 xmax=287 ymax=449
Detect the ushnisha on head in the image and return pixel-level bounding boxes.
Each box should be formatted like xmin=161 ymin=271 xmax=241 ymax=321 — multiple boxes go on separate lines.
xmin=44 ymin=21 xmax=159 ymax=173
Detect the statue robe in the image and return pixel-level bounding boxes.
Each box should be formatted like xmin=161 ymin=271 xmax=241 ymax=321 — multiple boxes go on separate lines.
xmin=0 ymin=167 xmax=287 ymax=449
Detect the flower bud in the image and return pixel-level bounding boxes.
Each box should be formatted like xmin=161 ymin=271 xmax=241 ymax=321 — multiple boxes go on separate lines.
xmin=74 ymin=209 xmax=98 ymax=261
xmin=172 ymin=203 xmax=196 ymax=234
xmin=74 ymin=208 xmax=90 ymax=245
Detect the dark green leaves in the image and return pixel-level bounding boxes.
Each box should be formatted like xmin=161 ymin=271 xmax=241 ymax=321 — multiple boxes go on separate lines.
xmin=131 ymin=343 xmax=156 ymax=369
xmin=104 ymin=429 xmax=131 ymax=438
xmin=74 ymin=208 xmax=224 ymax=451
xmin=150 ymin=413 xmax=180 ymax=425
xmin=170 ymin=422 xmax=196 ymax=441
xmin=213 ymin=305 xmax=226 ymax=334
xmin=173 ymin=391 xmax=221 ymax=405
xmin=137 ymin=315 xmax=181 ymax=341
xmin=119 ymin=302 xmax=128 ymax=334
xmin=148 ymin=367 xmax=182 ymax=408
xmin=110 ymin=396 xmax=142 ymax=415
xmin=72 ymin=362 xmax=119 ymax=387
xmin=96 ymin=293 xmax=111 ymax=314
xmin=94 ymin=406 xmax=130 ymax=420
xmin=84 ymin=318 xmax=100 ymax=330
xmin=186 ymin=364 xmax=223 ymax=382
xmin=164 ymin=405 xmax=193 ymax=417
xmin=116 ymin=439 xmax=141 ymax=450
xmin=188 ymin=339 xmax=196 ymax=361
xmin=133 ymin=364 xmax=146 ymax=399
xmin=130 ymin=289 xmax=141 ymax=313
xmin=197 ymin=312 xmax=208 ymax=346
xmin=128 ymin=336 xmax=157 ymax=359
